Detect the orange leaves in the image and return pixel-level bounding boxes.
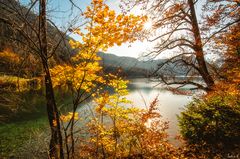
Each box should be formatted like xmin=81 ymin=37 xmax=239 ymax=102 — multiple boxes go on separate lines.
xmin=71 ymin=0 xmax=147 ymax=52
xmin=204 ymin=1 xmax=240 ymax=28
xmin=81 ymin=93 xmax=177 ymax=158
xmin=0 ymin=48 xmax=21 ymax=64
xmin=219 ymin=23 xmax=240 ymax=56
xmin=53 ymin=0 xmax=146 ymax=94
xmin=60 ymin=112 xmax=79 ymax=122
xmin=164 ymin=3 xmax=183 ymax=19
xmin=116 ymin=14 xmax=123 ymax=22
xmin=52 ymin=120 xmax=57 ymax=127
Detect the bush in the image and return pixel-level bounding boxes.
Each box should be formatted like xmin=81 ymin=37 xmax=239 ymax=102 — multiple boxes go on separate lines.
xmin=178 ymin=90 xmax=240 ymax=157
xmin=77 ymin=94 xmax=179 ymax=158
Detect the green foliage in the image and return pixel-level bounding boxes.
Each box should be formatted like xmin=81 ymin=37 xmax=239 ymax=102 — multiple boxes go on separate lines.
xmin=0 ymin=89 xmax=46 ymax=122
xmin=178 ymin=92 xmax=240 ymax=156
xmin=0 ymin=117 xmax=48 ymax=157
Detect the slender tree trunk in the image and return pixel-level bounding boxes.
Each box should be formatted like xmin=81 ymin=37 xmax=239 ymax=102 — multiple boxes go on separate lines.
xmin=188 ymin=0 xmax=214 ymax=90
xmin=39 ymin=0 xmax=64 ymax=158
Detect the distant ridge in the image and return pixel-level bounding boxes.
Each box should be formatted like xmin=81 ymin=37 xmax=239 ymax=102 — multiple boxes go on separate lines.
xmin=0 ymin=1 xmax=186 ymax=78
xmin=97 ymin=52 xmax=186 ymax=78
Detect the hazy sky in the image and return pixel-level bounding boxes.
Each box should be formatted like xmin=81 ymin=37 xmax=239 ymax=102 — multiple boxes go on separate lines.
xmin=21 ymin=0 xmax=153 ymax=58
xmin=103 ymin=0 xmax=151 ymax=58
xmin=21 ymin=0 xmax=204 ymax=59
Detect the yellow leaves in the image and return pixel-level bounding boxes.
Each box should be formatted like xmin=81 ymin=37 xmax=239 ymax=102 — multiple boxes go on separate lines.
xmin=50 ymin=64 xmax=73 ymax=88
xmin=59 ymin=0 xmax=146 ymax=94
xmin=91 ymin=77 xmax=133 ymax=125
xmin=50 ymin=57 xmax=106 ymax=91
xmin=116 ymin=14 xmax=123 ymax=22
xmin=72 ymin=51 xmax=102 ymax=62
xmin=70 ymin=28 xmax=83 ymax=36
xmin=60 ymin=112 xmax=79 ymax=122
xmin=76 ymin=0 xmax=147 ymax=53
xmin=0 ymin=75 xmax=40 ymax=92
xmin=108 ymin=10 xmax=115 ymax=18
xmin=50 ymin=6 xmax=148 ymax=154
xmin=69 ymin=39 xmax=82 ymax=49
xmin=108 ymin=78 xmax=129 ymax=96
xmin=95 ymin=92 xmax=110 ymax=112
xmin=0 ymin=48 xmax=21 ymax=64
xmin=83 ymin=91 xmax=174 ymax=158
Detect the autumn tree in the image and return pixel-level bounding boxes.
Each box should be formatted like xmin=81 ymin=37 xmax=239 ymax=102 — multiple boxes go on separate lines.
xmin=177 ymin=1 xmax=240 ymax=157
xmin=50 ymin=0 xmax=146 ymax=157
xmin=201 ymin=0 xmax=240 ymax=77
xmin=178 ymin=26 xmax=240 ymax=155
xmin=0 ymin=0 xmax=146 ymax=158
xmin=122 ymin=0 xmax=239 ymax=91
xmin=78 ymin=89 xmax=178 ymax=158
xmin=0 ymin=0 xmax=80 ymax=158
xmin=0 ymin=0 xmax=67 ymax=157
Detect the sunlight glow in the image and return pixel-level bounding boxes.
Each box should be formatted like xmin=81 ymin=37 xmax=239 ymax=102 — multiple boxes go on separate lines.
xmin=144 ymin=119 xmax=153 ymax=128
xmin=144 ymin=21 xmax=153 ymax=30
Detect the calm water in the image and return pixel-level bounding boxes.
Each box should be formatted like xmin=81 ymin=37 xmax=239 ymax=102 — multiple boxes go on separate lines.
xmin=127 ymin=78 xmax=192 ymax=144
xmin=0 ymin=78 xmax=193 ymax=157
xmin=80 ymin=78 xmax=193 ymax=144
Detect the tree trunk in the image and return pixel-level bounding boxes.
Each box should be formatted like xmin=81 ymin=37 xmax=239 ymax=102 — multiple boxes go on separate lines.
xmin=188 ymin=0 xmax=214 ymax=90
xmin=39 ymin=0 xmax=64 ymax=158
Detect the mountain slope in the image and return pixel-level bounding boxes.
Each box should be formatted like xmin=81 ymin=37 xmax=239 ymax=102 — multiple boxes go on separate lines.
xmin=98 ymin=52 xmax=187 ymax=77
xmin=98 ymin=52 xmax=160 ymax=77
xmin=0 ymin=1 xmax=181 ymax=78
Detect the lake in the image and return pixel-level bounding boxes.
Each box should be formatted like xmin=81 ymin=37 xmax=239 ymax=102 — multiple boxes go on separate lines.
xmin=79 ymin=78 xmax=193 ymax=145
xmin=127 ymin=78 xmax=193 ymax=144
xmin=0 ymin=78 xmax=193 ymax=157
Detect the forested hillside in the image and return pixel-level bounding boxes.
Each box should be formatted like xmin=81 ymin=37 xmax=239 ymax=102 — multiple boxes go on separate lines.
xmin=0 ymin=1 xmax=188 ymax=79
xmin=0 ymin=0 xmax=239 ymax=158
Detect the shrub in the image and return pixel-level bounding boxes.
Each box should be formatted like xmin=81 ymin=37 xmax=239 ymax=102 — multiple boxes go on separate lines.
xmin=178 ymin=89 xmax=240 ymax=157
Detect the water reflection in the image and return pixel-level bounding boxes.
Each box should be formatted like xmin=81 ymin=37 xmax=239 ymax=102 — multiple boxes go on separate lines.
xmin=127 ymin=78 xmax=193 ymax=144
xmin=79 ymin=78 xmax=193 ymax=145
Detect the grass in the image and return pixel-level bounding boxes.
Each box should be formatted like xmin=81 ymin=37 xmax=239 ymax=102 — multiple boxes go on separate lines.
xmin=0 ymin=117 xmax=48 ymax=157
xmin=0 ymin=75 xmax=79 ymax=157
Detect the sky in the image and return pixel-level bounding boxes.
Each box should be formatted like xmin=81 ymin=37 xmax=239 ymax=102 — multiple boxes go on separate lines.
xmin=67 ymin=0 xmax=153 ymax=58
xmin=21 ymin=0 xmax=153 ymax=58
xmin=20 ymin=0 xmax=205 ymax=59
xmin=103 ymin=0 xmax=153 ymax=58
